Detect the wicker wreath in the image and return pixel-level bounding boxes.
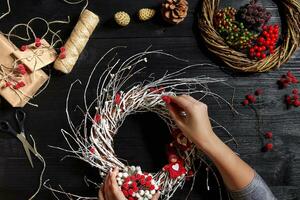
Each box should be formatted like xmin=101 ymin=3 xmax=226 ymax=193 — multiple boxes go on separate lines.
xmin=198 ymin=0 xmax=300 ymax=72
xmin=59 ymin=48 xmax=236 ymax=200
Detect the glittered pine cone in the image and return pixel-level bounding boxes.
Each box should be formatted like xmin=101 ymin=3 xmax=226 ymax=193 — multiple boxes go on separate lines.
xmin=161 ymin=0 xmax=189 ymax=24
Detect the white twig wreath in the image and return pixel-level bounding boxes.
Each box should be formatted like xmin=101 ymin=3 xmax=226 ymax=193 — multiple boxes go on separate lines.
xmin=48 ymin=47 xmax=236 ymax=200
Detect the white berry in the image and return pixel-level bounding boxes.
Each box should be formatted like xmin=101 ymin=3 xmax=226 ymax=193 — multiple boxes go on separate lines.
xmin=150 ymin=190 xmax=155 ymax=195
xmin=139 ymin=190 xmax=145 ymax=196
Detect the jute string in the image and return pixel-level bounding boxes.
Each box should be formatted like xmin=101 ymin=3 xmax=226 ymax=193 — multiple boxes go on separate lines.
xmin=54 ymin=9 xmax=99 ymax=74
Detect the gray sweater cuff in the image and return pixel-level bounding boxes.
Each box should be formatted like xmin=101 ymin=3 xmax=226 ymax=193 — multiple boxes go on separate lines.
xmin=229 ymin=172 xmax=276 ymax=200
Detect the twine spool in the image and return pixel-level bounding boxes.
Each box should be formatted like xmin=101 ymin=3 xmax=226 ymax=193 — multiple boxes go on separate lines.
xmin=54 ymin=9 xmax=99 ymax=74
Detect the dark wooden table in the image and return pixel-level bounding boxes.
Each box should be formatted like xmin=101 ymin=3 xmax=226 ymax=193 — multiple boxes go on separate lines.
xmin=0 ymin=0 xmax=299 ymax=199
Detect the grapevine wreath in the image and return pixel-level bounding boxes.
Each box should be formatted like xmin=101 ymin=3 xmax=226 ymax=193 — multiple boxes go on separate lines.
xmin=52 ymin=48 xmax=237 ymax=200
xmin=198 ymin=0 xmax=300 ymax=72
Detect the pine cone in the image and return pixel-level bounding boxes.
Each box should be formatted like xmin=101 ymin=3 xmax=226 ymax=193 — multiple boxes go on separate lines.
xmin=114 ymin=11 xmax=130 ymax=27
xmin=161 ymin=0 xmax=188 ymax=24
xmin=139 ymin=8 xmax=156 ymax=21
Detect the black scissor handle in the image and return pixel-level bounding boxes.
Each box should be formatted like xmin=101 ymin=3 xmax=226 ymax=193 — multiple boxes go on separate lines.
xmin=0 ymin=120 xmax=18 ymax=136
xmin=15 ymin=110 xmax=26 ymax=133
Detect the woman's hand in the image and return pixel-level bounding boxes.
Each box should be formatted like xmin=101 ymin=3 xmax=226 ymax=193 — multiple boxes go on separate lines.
xmin=166 ymin=95 xmax=216 ymax=149
xmin=98 ymin=167 xmax=160 ymax=200
xmin=167 ymin=95 xmax=255 ymax=191
xmin=98 ymin=167 xmax=127 ymax=200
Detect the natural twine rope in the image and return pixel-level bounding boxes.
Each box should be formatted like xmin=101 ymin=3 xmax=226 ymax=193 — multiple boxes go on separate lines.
xmin=54 ymin=9 xmax=99 ymax=74
xmin=198 ymin=0 xmax=300 ymax=72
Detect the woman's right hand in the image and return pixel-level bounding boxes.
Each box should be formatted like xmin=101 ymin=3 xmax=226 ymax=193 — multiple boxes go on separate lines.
xmin=166 ymin=95 xmax=216 ymax=149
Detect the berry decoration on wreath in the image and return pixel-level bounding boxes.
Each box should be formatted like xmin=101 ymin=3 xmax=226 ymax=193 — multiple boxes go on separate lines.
xmin=51 ymin=48 xmax=237 ymax=200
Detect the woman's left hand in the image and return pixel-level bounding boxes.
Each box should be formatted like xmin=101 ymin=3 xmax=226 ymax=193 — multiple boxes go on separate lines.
xmin=98 ymin=167 xmax=160 ymax=200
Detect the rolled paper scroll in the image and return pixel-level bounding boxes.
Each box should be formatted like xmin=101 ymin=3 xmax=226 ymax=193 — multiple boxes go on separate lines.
xmin=54 ymin=9 xmax=100 ymax=74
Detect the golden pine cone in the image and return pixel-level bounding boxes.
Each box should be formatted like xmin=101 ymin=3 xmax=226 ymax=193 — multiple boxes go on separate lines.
xmin=138 ymin=8 xmax=156 ymax=21
xmin=114 ymin=11 xmax=130 ymax=26
xmin=161 ymin=0 xmax=188 ymax=24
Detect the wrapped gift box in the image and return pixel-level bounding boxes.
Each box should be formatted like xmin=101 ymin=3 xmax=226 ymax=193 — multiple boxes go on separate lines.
xmin=0 ymin=34 xmax=55 ymax=107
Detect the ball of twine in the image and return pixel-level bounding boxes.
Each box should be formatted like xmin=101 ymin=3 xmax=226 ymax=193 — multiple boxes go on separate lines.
xmin=198 ymin=0 xmax=300 ymax=72
xmin=54 ymin=9 xmax=99 ymax=74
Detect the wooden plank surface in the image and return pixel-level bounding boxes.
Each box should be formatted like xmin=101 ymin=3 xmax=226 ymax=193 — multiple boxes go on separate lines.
xmin=0 ymin=0 xmax=300 ymax=199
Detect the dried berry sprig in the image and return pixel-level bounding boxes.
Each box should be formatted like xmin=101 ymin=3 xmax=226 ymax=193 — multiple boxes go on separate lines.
xmin=241 ymin=88 xmax=274 ymax=152
xmin=277 ymin=71 xmax=299 ymax=89
xmin=237 ymin=0 xmax=271 ymax=30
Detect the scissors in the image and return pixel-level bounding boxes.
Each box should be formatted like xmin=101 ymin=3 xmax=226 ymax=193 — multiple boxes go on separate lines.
xmin=0 ymin=110 xmax=36 ymax=168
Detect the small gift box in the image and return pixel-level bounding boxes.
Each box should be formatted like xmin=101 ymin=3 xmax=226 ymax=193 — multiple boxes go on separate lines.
xmin=0 ymin=34 xmax=53 ymax=107
xmin=12 ymin=39 xmax=57 ymax=72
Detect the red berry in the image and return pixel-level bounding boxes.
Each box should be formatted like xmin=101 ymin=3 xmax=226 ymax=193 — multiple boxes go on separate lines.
xmin=242 ymin=99 xmax=249 ymax=106
xmin=258 ymin=37 xmax=264 ymax=44
xmin=256 ymin=52 xmax=261 ymax=58
xmin=145 ymin=181 xmax=152 ymax=187
xmin=262 ymin=25 xmax=267 ymax=30
xmin=94 ymin=114 xmax=101 ymax=123
xmin=128 ymin=189 xmax=133 ymax=196
xmin=286 ymin=96 xmax=292 ymax=104
xmin=59 ymin=52 xmax=66 ymax=59
xmin=294 ymin=94 xmax=299 ymax=100
xmin=261 ymin=53 xmax=266 ymax=59
xmin=4 ymin=81 xmax=12 ymax=88
xmin=250 ymin=48 xmax=255 ymax=53
xmin=292 ymin=89 xmax=298 ymax=94
xmin=35 ymin=41 xmax=41 ymax=47
xmin=140 ymin=179 xmax=146 ymax=185
xmin=265 ymin=132 xmax=273 ymax=139
xmin=162 ymin=96 xmax=171 ymax=104
xmin=89 ymin=147 xmax=96 ymax=154
xmin=287 ymin=71 xmax=294 ymax=78
xmin=20 ymin=45 xmax=27 ymax=51
xmin=35 ymin=37 xmax=41 ymax=43
xmin=292 ymin=78 xmax=299 ymax=84
xmin=146 ymin=176 xmax=152 ymax=181
xmin=255 ymin=88 xmax=263 ymax=96
xmin=265 ymin=143 xmax=273 ymax=151
xmin=122 ymin=190 xmax=129 ymax=197
xmin=150 ymin=185 xmax=155 ymax=190
xmin=133 ymin=186 xmax=138 ymax=192
xmin=263 ymin=31 xmax=268 ymax=36
xmin=60 ymin=46 xmax=66 ymax=52
xmin=18 ymin=64 xmax=27 ymax=75
xmin=294 ymin=100 xmax=300 ymax=107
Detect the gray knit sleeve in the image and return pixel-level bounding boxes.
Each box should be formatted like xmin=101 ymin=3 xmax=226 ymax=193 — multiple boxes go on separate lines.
xmin=229 ymin=172 xmax=277 ymax=200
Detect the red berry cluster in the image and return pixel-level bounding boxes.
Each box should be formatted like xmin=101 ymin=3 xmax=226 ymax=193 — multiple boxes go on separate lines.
xmin=20 ymin=45 xmax=27 ymax=51
xmin=264 ymin=143 xmax=273 ymax=152
xmin=18 ymin=64 xmax=27 ymax=75
xmin=242 ymin=88 xmax=263 ymax=106
xmin=263 ymin=131 xmax=273 ymax=152
xmin=162 ymin=96 xmax=171 ymax=104
xmin=285 ymin=89 xmax=300 ymax=107
xmin=13 ymin=81 xmax=26 ymax=90
xmin=278 ymin=71 xmax=299 ymax=88
xmin=121 ymin=174 xmax=155 ymax=199
xmin=59 ymin=46 xmax=66 ymax=59
xmin=35 ymin=38 xmax=42 ymax=47
xmin=249 ymin=25 xmax=279 ymax=59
